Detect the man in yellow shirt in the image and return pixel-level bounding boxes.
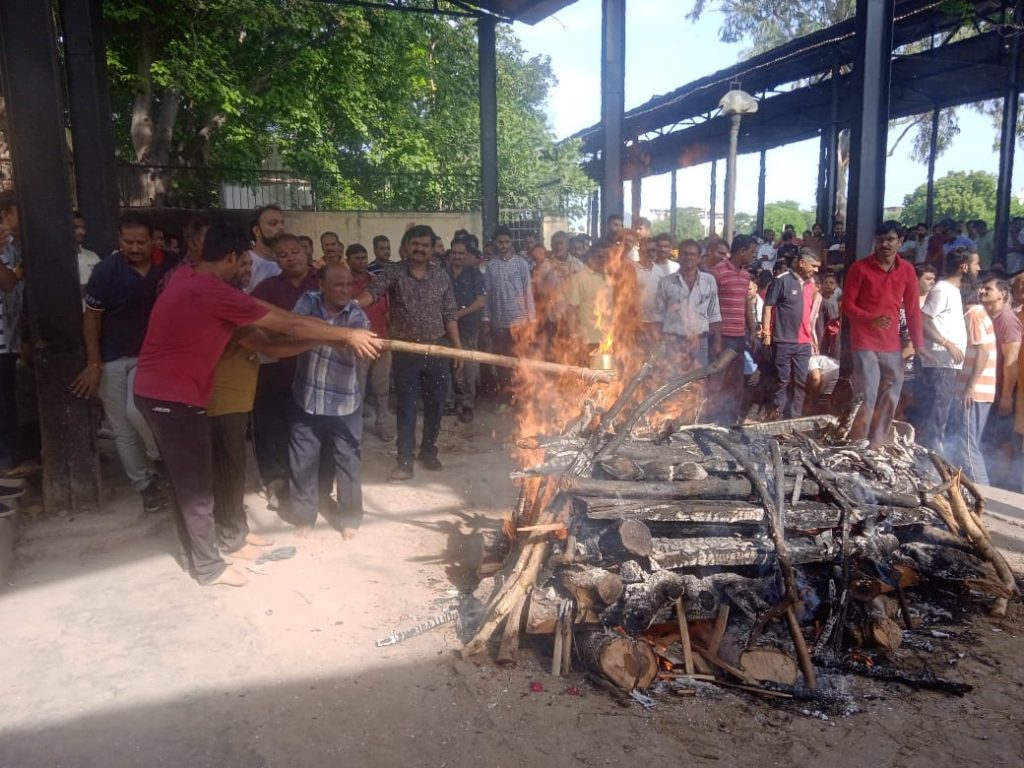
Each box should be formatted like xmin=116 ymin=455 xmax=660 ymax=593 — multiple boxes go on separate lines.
xmin=567 ymin=246 xmax=613 ymax=362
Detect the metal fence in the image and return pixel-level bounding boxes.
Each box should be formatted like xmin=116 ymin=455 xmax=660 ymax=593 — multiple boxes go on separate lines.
xmin=116 ymin=164 xmax=484 ymax=213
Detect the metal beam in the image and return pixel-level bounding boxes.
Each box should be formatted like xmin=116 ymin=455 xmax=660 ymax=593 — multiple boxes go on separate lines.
xmin=0 ymin=0 xmax=99 ymax=512
xmin=845 ymin=0 xmax=895 ymax=263
xmin=669 ymin=170 xmax=678 ymax=241
xmin=823 ymin=60 xmax=840 ymax=238
xmin=816 ymin=131 xmax=828 ymax=226
xmin=924 ymin=107 xmax=940 ymax=227
xmin=630 ymin=176 xmax=641 ymax=228
xmin=709 ymin=159 xmax=718 ymax=236
xmin=477 ymin=15 xmax=499 ymax=239
xmin=600 ymin=0 xmax=625 ymax=235
xmin=995 ymin=9 xmax=1021 ymax=267
xmin=59 ymin=0 xmax=120 ymax=257
xmin=756 ymin=149 xmax=766 ymax=235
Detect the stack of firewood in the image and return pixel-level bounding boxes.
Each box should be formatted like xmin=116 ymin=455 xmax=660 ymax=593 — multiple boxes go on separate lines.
xmin=463 ymin=352 xmax=1018 ymax=700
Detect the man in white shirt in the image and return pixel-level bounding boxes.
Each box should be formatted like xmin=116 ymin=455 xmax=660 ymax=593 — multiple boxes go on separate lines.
xmin=653 ymin=232 xmax=679 ymax=278
xmin=918 ymin=246 xmax=977 ymax=452
xmin=245 ymin=205 xmax=285 ymax=292
xmin=632 ymin=237 xmax=661 ymax=341
xmin=74 ymin=210 xmax=100 ymax=294
xmin=754 ymin=228 xmax=777 ymax=274
xmin=654 ymin=238 xmax=721 ymax=367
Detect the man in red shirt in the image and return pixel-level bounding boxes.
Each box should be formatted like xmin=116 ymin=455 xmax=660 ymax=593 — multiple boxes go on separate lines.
xmin=841 ymin=221 xmax=924 ymax=447
xmin=711 ymin=235 xmax=757 ymax=424
xmin=133 ymin=223 xmax=381 ymax=587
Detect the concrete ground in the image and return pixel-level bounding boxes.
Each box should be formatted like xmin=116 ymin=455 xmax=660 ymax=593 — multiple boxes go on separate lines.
xmin=2 ymin=406 xmax=1024 ymax=768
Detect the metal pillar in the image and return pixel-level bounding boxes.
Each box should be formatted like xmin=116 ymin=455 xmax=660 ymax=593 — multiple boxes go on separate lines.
xmin=477 ymin=16 xmax=499 ymax=240
xmin=669 ymin=169 xmax=678 ymax=240
xmin=816 ymin=132 xmax=828 ymax=225
xmin=823 ymin=59 xmax=841 ymax=238
xmin=756 ymin=149 xmax=767 ymax=234
xmin=0 ymin=0 xmax=99 ymax=512
xmin=846 ymin=0 xmax=895 ymax=263
xmin=600 ymin=0 xmax=625 ymax=235
xmin=709 ymin=160 xmax=718 ymax=236
xmin=630 ymin=176 xmax=641 ymax=228
xmin=722 ymin=114 xmax=741 ymax=242
xmin=924 ymin=108 xmax=940 ymax=227
xmin=995 ymin=15 xmax=1021 ymax=265
xmin=59 ymin=0 xmax=120 ymax=257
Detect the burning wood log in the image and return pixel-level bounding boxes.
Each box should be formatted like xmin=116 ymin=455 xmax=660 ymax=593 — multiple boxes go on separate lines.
xmin=577 ymin=631 xmax=659 ymax=690
xmin=561 ymin=476 xmax=821 ymax=501
xmin=380 ymin=339 xmax=616 ymax=384
xmin=558 ymin=565 xmax=624 ymax=612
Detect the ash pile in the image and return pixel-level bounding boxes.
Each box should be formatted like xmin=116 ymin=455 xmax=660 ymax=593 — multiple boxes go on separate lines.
xmin=462 ymin=361 xmax=1019 ymax=710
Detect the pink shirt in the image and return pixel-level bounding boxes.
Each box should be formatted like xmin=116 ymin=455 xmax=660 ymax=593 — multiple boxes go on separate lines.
xmin=134 ymin=265 xmax=269 ymax=407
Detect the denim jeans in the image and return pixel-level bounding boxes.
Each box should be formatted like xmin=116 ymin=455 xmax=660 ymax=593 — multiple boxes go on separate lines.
xmin=358 ymin=349 xmax=392 ymax=429
xmin=772 ymin=341 xmax=811 ymax=418
xmin=919 ymin=367 xmax=958 ymax=453
xmin=288 ymin=404 xmax=363 ymax=528
xmin=392 ymin=348 xmax=450 ymax=463
xmin=0 ymin=353 xmax=17 ymax=471
xmin=99 ymin=356 xmax=158 ymax=491
xmin=852 ymin=350 xmax=905 ymax=446
xmin=453 ymin=330 xmax=479 ymax=410
xmin=948 ymin=399 xmax=991 ymax=485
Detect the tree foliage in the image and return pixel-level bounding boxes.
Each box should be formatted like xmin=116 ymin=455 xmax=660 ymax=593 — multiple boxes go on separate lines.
xmin=648 ymin=206 xmax=707 ymax=239
xmin=898 ymin=170 xmax=1024 ymax=226
xmin=102 ymin=1 xmax=593 ymax=213
xmin=762 ymin=200 xmax=816 ymax=235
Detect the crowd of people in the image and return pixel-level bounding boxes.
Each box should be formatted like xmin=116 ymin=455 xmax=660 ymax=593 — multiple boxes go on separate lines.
xmin=3 ymin=193 xmax=1023 ymax=589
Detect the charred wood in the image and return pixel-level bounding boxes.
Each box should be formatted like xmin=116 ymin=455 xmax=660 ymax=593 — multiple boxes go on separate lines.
xmin=577 ymin=630 xmax=659 ymax=690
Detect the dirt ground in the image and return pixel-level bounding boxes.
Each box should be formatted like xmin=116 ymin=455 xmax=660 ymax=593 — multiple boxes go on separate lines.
xmin=2 ymin=405 xmax=1024 ymax=768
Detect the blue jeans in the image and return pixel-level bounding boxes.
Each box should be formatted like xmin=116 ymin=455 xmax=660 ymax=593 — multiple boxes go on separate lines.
xmin=948 ymin=399 xmax=991 ymax=485
xmin=772 ymin=341 xmax=811 ymax=418
xmin=393 ymin=349 xmax=450 ymax=463
xmin=919 ymin=367 xmax=957 ymax=453
xmin=852 ymin=350 xmax=904 ymax=446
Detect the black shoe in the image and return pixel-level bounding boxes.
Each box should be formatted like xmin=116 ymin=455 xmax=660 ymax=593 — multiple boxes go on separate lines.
xmin=419 ymin=454 xmax=443 ymax=471
xmin=458 ymin=407 xmax=474 ymax=424
xmin=389 ymin=462 xmax=414 ymax=482
xmin=140 ymin=483 xmax=167 ymax=514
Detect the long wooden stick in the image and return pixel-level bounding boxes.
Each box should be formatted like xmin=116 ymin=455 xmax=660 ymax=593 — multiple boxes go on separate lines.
xmin=380 ymin=339 xmax=615 ymax=383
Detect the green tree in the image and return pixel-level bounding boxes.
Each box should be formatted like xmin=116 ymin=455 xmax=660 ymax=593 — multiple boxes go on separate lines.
xmin=762 ymin=200 xmax=815 ymax=235
xmin=648 ymin=207 xmax=706 ymax=239
xmin=898 ymin=170 xmax=1012 ymax=225
xmin=103 ymin=1 xmax=593 ymax=213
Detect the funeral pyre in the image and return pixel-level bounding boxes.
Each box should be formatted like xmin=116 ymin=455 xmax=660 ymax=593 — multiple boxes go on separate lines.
xmin=461 ymin=352 xmax=1019 ymax=707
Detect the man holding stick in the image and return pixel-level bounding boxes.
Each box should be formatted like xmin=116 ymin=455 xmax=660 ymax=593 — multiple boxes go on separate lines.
xmin=133 ymin=223 xmax=381 ymax=587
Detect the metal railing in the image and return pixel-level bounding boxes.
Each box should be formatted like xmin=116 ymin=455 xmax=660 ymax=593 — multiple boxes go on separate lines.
xmin=116 ymin=164 xmax=483 ymax=213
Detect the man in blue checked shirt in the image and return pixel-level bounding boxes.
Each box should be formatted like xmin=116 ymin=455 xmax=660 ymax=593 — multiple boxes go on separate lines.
xmin=289 ymin=263 xmax=370 ymax=540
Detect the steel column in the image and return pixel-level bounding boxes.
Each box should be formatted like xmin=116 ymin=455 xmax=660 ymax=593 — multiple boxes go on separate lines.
xmin=995 ymin=13 xmax=1021 ymax=267
xmin=630 ymin=176 xmax=641 ymax=228
xmin=59 ymin=0 xmax=120 ymax=257
xmin=0 ymin=0 xmax=100 ymax=511
xmin=816 ymin=132 xmax=828 ymax=226
xmin=669 ymin=169 xmax=678 ymax=240
xmin=924 ymin=108 xmax=940 ymax=227
xmin=478 ymin=16 xmax=499 ymax=240
xmin=709 ymin=160 xmax=718 ymax=236
xmin=846 ymin=0 xmax=895 ymax=263
xmin=722 ymin=114 xmax=741 ymax=242
xmin=600 ymin=0 xmax=625 ymax=235
xmin=756 ymin=149 xmax=767 ymax=235
xmin=824 ymin=60 xmax=841 ymax=239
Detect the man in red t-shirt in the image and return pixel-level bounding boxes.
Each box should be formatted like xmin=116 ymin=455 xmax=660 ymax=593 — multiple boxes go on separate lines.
xmin=347 ymin=243 xmax=393 ymax=441
xmin=133 ymin=223 xmax=381 ymax=588
xmin=842 ymin=221 xmax=923 ymax=447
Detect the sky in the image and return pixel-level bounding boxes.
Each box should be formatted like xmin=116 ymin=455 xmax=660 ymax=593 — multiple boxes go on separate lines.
xmin=512 ymin=0 xmax=1024 ymax=223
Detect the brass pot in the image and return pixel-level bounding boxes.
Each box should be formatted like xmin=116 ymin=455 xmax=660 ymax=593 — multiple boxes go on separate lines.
xmin=589 ymin=352 xmax=615 ymax=371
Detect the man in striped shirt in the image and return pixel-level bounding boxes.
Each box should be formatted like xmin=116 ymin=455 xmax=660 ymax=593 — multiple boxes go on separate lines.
xmin=289 ymin=263 xmax=370 ymax=539
xmin=949 ymin=285 xmax=996 ymax=485
xmin=711 ymin=235 xmax=758 ymax=424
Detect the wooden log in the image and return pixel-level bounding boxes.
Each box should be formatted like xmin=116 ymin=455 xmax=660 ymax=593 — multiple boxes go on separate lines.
xmin=559 ymin=565 xmax=624 ymax=612
xmin=596 ymin=519 xmax=653 ymax=559
xmin=674 ymin=597 xmax=695 ymax=675
xmin=648 ymin=535 xmax=832 ymax=570
xmin=562 ymin=476 xmax=821 ymax=501
xmin=708 ymin=605 xmax=730 ymax=656
xmin=381 ymin=338 xmax=615 ymax=383
xmin=525 ymin=589 xmax=600 ymax=634
xmin=577 ymin=631 xmax=659 ymax=690
xmin=496 ymin=594 xmax=528 ymax=665
xmin=739 ymin=648 xmax=799 ymax=686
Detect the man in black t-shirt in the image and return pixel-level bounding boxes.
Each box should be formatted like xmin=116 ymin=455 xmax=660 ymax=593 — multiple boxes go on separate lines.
xmin=70 ymin=212 xmax=176 ymax=512
xmin=761 ymin=247 xmax=820 ymax=418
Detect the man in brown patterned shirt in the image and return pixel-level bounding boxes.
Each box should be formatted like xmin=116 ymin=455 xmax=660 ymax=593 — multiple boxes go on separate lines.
xmin=356 ymin=225 xmax=462 ymax=481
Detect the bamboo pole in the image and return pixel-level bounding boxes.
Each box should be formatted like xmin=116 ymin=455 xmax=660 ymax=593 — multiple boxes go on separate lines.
xmin=379 ymin=339 xmax=616 ymax=383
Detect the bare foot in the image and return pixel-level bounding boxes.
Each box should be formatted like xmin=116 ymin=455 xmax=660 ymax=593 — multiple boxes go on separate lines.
xmin=206 ymin=565 xmax=248 ymax=587
xmin=222 ymin=543 xmax=264 ymax=561
xmin=341 ymin=527 xmax=359 ymax=541
xmin=294 ymin=525 xmax=313 ymax=539
xmin=245 ymin=532 xmax=275 ymax=547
